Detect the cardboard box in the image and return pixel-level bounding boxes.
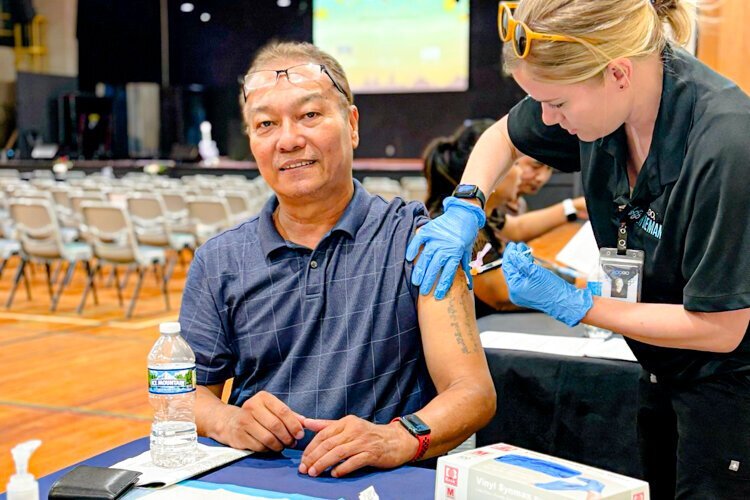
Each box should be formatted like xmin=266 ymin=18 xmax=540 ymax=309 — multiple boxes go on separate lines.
xmin=435 ymin=443 xmax=649 ymax=500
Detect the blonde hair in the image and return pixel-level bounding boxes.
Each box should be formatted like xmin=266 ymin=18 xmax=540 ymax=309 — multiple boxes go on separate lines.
xmin=503 ymin=0 xmax=695 ymax=84
xmin=243 ymin=40 xmax=353 ymax=106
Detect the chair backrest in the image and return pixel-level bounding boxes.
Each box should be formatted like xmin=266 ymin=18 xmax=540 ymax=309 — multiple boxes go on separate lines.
xmin=221 ymin=191 xmax=253 ymax=223
xmin=81 ymin=203 xmax=139 ymax=264
xmin=362 ymin=177 xmax=404 ymax=201
xmin=187 ymin=197 xmax=231 ymax=244
xmin=127 ymin=195 xmax=171 ymax=247
xmin=161 ymin=191 xmax=188 ymax=216
xmin=9 ymin=198 xmax=64 ymax=259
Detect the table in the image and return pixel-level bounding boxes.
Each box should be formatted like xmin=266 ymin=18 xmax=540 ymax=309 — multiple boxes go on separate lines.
xmin=476 ymin=312 xmax=644 ymax=479
xmin=11 ymin=437 xmax=435 ymax=500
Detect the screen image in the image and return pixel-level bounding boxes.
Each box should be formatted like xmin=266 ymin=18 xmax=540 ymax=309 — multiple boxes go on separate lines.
xmin=313 ymin=0 xmax=470 ymax=94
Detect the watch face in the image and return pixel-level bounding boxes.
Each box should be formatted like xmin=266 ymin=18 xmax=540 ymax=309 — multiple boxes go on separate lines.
xmin=402 ymin=414 xmax=430 ymax=435
xmin=455 ymin=184 xmax=477 ymax=197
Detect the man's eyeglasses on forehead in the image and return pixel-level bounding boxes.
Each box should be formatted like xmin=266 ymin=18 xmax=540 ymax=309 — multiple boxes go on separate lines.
xmin=239 ymin=63 xmax=348 ymax=103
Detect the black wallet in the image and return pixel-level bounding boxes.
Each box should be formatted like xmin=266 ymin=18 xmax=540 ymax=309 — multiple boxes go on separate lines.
xmin=48 ymin=465 xmax=141 ymax=499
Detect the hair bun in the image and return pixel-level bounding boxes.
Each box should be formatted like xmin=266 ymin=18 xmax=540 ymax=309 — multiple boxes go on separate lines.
xmin=652 ymin=0 xmax=678 ymax=13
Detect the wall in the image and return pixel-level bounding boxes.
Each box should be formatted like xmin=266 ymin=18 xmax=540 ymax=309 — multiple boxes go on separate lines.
xmin=697 ymin=0 xmax=750 ymax=93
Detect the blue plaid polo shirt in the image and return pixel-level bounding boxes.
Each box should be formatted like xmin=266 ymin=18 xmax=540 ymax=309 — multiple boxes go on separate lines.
xmin=180 ymin=180 xmax=437 ymax=430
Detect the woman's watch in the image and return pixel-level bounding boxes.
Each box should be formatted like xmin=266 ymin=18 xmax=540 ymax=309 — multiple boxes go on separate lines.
xmin=562 ymin=198 xmax=578 ymax=221
xmin=452 ymin=184 xmax=486 ymax=210
xmin=391 ymin=414 xmax=431 ymax=461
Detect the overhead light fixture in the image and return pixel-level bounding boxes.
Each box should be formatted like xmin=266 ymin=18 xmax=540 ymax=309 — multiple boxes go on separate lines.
xmin=200 ymin=12 xmax=211 ymax=22
xmin=180 ymin=3 xmax=194 ymax=13
xmin=277 ymin=0 xmax=291 ymax=7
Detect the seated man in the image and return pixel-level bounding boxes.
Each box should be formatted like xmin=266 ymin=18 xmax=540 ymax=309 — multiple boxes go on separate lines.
xmin=179 ymin=41 xmax=496 ymax=479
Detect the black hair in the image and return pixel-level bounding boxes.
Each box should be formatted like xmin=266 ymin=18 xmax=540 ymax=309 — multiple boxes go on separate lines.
xmin=423 ymin=119 xmax=496 ymax=217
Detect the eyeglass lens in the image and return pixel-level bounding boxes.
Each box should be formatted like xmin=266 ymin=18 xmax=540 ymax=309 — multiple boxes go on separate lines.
xmin=245 ymin=64 xmax=320 ymax=91
xmin=501 ymin=8 xmax=510 ymax=38
xmin=514 ymin=24 xmax=528 ymax=56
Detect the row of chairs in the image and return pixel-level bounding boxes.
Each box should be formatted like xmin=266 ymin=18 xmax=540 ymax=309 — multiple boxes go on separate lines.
xmin=1 ymin=186 xmax=270 ymax=318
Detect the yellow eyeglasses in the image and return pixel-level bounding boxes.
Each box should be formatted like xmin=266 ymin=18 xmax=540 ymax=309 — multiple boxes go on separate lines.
xmin=498 ymin=2 xmax=582 ymax=59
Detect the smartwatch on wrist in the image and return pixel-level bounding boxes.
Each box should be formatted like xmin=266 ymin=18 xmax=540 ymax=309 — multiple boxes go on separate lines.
xmin=391 ymin=414 xmax=431 ymax=462
xmin=452 ymin=184 xmax=486 ymax=210
xmin=562 ymin=198 xmax=577 ymax=222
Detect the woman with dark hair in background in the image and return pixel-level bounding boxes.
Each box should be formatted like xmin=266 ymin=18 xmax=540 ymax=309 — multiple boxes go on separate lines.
xmin=423 ymin=119 xmax=585 ymax=317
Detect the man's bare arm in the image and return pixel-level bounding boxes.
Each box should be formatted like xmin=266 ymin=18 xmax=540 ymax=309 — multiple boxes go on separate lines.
xmin=413 ymin=270 xmax=497 ymax=458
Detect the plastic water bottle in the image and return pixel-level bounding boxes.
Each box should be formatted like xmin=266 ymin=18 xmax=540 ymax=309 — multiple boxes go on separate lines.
xmin=583 ymin=267 xmax=613 ymax=339
xmin=148 ymin=322 xmax=197 ymax=467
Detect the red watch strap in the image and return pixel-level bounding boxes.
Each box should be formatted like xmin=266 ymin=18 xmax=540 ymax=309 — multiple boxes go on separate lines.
xmin=391 ymin=417 xmax=431 ymax=462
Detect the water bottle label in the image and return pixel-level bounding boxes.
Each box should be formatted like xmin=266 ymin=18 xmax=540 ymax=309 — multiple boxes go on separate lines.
xmin=148 ymin=367 xmax=196 ymax=394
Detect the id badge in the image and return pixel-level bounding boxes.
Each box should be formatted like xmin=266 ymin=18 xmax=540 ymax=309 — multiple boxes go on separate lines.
xmin=598 ymin=248 xmax=645 ymax=302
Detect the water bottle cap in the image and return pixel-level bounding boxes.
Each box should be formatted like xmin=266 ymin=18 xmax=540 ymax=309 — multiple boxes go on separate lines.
xmin=159 ymin=322 xmax=181 ymax=335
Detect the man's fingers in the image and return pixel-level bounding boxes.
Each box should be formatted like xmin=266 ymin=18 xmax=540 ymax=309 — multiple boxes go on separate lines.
xmin=306 ymin=439 xmax=362 ymax=477
xmin=244 ymin=420 xmax=287 ymax=452
xmin=302 ymin=418 xmax=335 ymax=433
xmin=331 ymin=451 xmax=372 ymax=478
xmin=263 ymin=395 xmax=305 ymax=442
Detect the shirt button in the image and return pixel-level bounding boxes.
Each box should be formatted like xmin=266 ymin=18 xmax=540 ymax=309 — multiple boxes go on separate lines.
xmin=310 ymin=260 xmax=318 ymax=269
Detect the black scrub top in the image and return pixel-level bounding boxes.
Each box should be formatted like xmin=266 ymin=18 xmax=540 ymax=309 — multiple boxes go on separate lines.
xmin=507 ymin=44 xmax=750 ymax=382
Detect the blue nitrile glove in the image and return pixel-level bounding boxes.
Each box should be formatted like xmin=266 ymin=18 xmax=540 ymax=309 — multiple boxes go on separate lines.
xmin=502 ymin=241 xmax=593 ymax=327
xmin=406 ymin=197 xmax=486 ymax=300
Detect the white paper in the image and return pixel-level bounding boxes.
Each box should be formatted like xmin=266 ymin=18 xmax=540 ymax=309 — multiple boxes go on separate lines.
xmin=481 ymin=331 xmax=596 ymax=357
xmin=555 ymin=221 xmax=600 ymax=275
xmin=358 ymin=485 xmax=380 ymax=500
xmin=480 ymin=331 xmax=637 ymax=362
xmin=112 ymin=444 xmax=251 ymax=488
xmin=583 ymin=336 xmax=638 ymax=362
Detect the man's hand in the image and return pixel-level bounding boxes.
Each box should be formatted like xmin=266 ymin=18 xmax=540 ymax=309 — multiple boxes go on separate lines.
xmin=218 ymin=391 xmax=305 ymax=452
xmin=298 ymin=415 xmax=417 ymax=478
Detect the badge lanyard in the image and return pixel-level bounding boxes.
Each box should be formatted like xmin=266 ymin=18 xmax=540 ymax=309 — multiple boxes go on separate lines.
xmin=596 ymin=205 xmax=645 ymax=303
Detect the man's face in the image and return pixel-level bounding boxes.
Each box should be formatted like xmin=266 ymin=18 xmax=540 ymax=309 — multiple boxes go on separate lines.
xmin=512 ymin=63 xmax=628 ymax=143
xmin=487 ymin=164 xmax=521 ymax=211
xmin=515 ymin=156 xmax=553 ymax=195
xmin=244 ymin=59 xmax=359 ymax=203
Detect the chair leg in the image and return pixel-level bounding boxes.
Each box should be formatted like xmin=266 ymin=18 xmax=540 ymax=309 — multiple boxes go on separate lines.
xmin=51 ymin=261 xmax=62 ymax=285
xmin=125 ymin=268 xmax=146 ymax=319
xmin=50 ymin=261 xmax=76 ymax=312
xmin=90 ymin=263 xmax=100 ymax=306
xmin=121 ymin=266 xmax=132 ymax=290
xmin=77 ymin=261 xmax=96 ymax=314
xmin=112 ymin=266 xmax=124 ymax=307
xmin=44 ymin=262 xmax=54 ymax=300
xmin=0 ymin=257 xmax=7 ymax=281
xmin=104 ymin=266 xmax=116 ymax=288
xmin=153 ymin=262 xmax=170 ymax=310
xmin=22 ymin=264 xmax=32 ymax=300
xmin=6 ymin=259 xmax=27 ymax=309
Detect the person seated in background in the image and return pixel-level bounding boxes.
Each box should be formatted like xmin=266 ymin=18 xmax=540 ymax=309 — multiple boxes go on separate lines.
xmin=423 ymin=119 xmax=586 ymax=317
xmin=505 ymin=155 xmax=554 ymax=215
xmin=179 ymin=41 xmax=495 ymax=478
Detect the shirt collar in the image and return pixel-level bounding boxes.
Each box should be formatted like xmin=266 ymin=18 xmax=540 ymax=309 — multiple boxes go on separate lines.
xmin=258 ymin=179 xmax=371 ymax=258
xmin=596 ymin=44 xmax=695 ymax=194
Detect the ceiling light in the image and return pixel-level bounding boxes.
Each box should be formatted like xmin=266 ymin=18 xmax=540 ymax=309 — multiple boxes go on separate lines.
xmin=180 ymin=3 xmax=194 ymax=13
xmin=277 ymin=0 xmax=291 ymax=7
xmin=200 ymin=12 xmax=211 ymax=22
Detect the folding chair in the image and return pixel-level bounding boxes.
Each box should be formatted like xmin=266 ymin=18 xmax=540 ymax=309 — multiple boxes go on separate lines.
xmin=80 ymin=203 xmax=170 ymax=319
xmin=7 ymin=199 xmax=94 ymax=311
xmin=187 ymin=197 xmax=233 ymax=246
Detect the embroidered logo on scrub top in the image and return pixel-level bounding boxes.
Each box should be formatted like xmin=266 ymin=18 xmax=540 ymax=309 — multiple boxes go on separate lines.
xmin=629 ymin=206 xmax=663 ymax=240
